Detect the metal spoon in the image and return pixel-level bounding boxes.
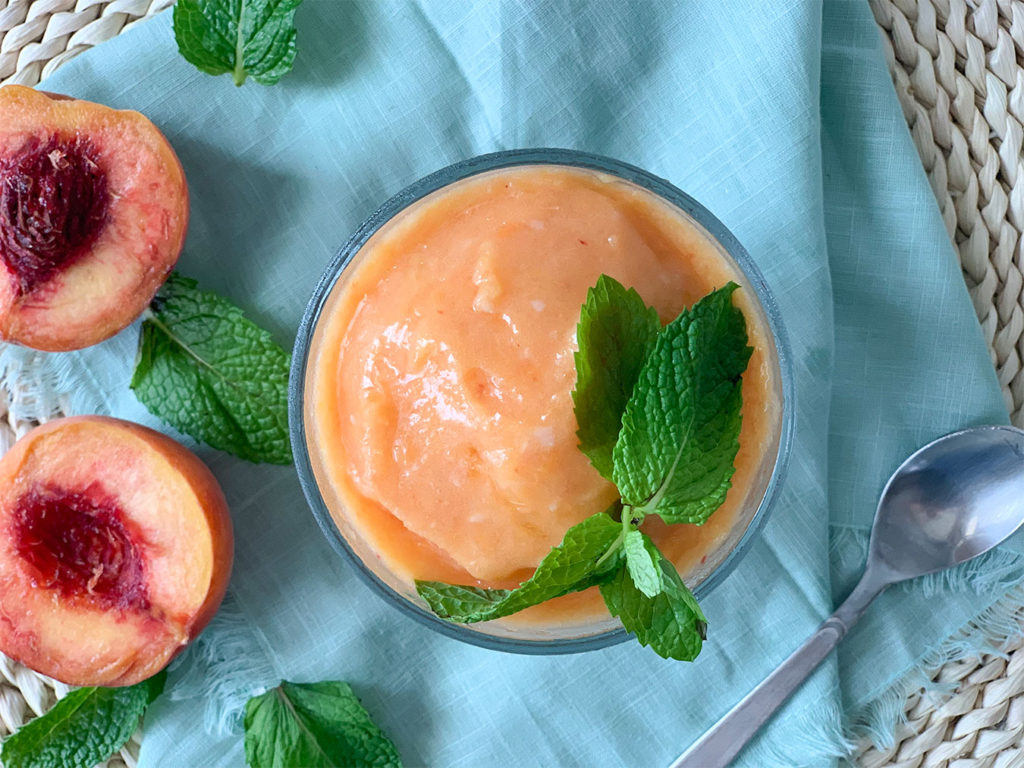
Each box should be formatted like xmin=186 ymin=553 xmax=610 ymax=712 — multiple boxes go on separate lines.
xmin=672 ymin=424 xmax=1024 ymax=768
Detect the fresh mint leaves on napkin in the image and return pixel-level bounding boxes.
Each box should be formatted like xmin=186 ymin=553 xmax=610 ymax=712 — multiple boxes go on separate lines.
xmin=131 ymin=272 xmax=292 ymax=465
xmin=417 ymin=276 xmax=749 ymax=660
xmin=0 ymin=675 xmax=402 ymax=768
xmin=245 ymin=681 xmax=402 ymax=768
xmin=173 ymin=0 xmax=304 ymax=86
xmin=0 ymin=672 xmax=165 ymax=768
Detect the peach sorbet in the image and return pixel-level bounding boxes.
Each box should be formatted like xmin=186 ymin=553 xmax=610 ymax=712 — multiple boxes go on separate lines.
xmin=306 ymin=165 xmax=781 ymax=627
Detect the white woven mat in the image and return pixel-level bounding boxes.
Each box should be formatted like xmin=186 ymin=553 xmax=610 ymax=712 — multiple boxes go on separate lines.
xmin=0 ymin=0 xmax=172 ymax=85
xmin=1 ymin=0 xmax=1023 ymax=766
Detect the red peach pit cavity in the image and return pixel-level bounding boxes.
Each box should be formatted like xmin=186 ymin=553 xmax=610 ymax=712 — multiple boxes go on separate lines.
xmin=0 ymin=137 xmax=109 ymax=295
xmin=12 ymin=484 xmax=148 ymax=612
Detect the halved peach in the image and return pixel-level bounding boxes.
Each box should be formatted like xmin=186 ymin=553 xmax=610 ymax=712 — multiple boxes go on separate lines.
xmin=0 ymin=416 xmax=232 ymax=687
xmin=0 ymin=86 xmax=188 ymax=351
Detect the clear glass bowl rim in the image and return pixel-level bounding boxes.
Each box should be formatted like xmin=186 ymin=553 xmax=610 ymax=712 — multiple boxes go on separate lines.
xmin=288 ymin=148 xmax=796 ymax=655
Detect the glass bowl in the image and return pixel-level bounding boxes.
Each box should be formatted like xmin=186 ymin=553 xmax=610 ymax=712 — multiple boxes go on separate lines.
xmin=289 ymin=149 xmax=795 ymax=654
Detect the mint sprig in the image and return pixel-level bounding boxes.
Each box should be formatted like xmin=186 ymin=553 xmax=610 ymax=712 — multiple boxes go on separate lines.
xmin=131 ymin=272 xmax=292 ymax=465
xmin=245 ymin=681 xmax=401 ymax=768
xmin=601 ymin=534 xmax=708 ymax=661
xmin=416 ymin=276 xmax=750 ymax=661
xmin=173 ymin=0 xmax=303 ymax=86
xmin=0 ymin=672 xmax=165 ymax=768
xmin=416 ymin=509 xmax=623 ymax=622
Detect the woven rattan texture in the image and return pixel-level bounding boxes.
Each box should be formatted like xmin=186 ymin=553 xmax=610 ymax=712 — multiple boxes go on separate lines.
xmin=0 ymin=0 xmax=173 ymax=86
xmin=870 ymin=0 xmax=1024 ymax=427
xmin=851 ymin=618 xmax=1024 ymax=767
xmin=0 ymin=0 xmax=1023 ymax=766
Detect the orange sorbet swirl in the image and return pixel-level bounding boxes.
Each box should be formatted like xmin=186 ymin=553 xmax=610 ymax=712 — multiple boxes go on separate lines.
xmin=308 ymin=165 xmax=780 ymax=624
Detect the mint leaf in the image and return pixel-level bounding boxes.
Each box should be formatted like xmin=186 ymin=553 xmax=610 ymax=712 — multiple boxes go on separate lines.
xmin=131 ymin=272 xmax=292 ymax=465
xmin=244 ymin=681 xmax=401 ymax=768
xmin=601 ymin=541 xmax=707 ymax=661
xmin=612 ymin=283 xmax=750 ymax=525
xmin=572 ymin=275 xmax=660 ymax=479
xmin=173 ymin=0 xmax=303 ymax=86
xmin=623 ymin=528 xmax=662 ymax=598
xmin=414 ymin=582 xmax=512 ymax=620
xmin=1 ymin=672 xmax=165 ymax=768
xmin=416 ymin=510 xmax=623 ymax=623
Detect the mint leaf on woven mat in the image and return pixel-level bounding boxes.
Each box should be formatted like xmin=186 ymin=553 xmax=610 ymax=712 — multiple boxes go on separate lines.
xmin=612 ymin=283 xmax=751 ymax=525
xmin=131 ymin=272 xmax=292 ymax=464
xmin=415 ymin=510 xmax=624 ymax=623
xmin=601 ymin=539 xmax=707 ymax=661
xmin=173 ymin=0 xmax=303 ymax=86
xmin=245 ymin=681 xmax=401 ymax=768
xmin=572 ymin=274 xmax=661 ymax=480
xmin=0 ymin=671 xmax=165 ymax=768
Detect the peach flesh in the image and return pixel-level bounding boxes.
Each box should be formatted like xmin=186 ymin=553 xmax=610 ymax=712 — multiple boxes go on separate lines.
xmin=12 ymin=484 xmax=147 ymax=612
xmin=0 ymin=136 xmax=108 ymax=294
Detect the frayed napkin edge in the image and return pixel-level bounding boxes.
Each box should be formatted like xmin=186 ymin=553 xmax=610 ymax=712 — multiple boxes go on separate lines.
xmin=832 ymin=525 xmax=1024 ymax=759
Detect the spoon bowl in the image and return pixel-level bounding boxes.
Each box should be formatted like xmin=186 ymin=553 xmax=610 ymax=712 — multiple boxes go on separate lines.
xmin=870 ymin=425 xmax=1024 ymax=582
xmin=674 ymin=425 xmax=1024 ymax=768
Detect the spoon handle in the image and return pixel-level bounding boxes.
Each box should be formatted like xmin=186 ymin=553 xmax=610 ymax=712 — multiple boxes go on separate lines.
xmin=670 ymin=575 xmax=886 ymax=768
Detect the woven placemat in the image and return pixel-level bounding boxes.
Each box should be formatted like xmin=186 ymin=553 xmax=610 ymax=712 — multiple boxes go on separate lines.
xmin=1 ymin=0 xmax=1023 ymax=766
xmin=0 ymin=0 xmax=172 ymax=86
xmin=869 ymin=0 xmax=1024 ymax=428
xmin=856 ymin=1 xmax=1024 ymax=765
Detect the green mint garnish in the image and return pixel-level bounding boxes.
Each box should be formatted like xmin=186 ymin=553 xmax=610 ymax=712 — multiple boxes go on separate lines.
xmin=613 ymin=283 xmax=750 ymax=525
xmin=623 ymin=528 xmax=663 ymax=598
xmin=601 ymin=540 xmax=708 ymax=661
xmin=244 ymin=681 xmax=401 ymax=768
xmin=416 ymin=276 xmax=750 ymax=661
xmin=416 ymin=509 xmax=623 ymax=623
xmin=572 ymin=275 xmax=660 ymax=480
xmin=173 ymin=0 xmax=303 ymax=87
xmin=131 ymin=272 xmax=292 ymax=465
xmin=0 ymin=672 xmax=165 ymax=768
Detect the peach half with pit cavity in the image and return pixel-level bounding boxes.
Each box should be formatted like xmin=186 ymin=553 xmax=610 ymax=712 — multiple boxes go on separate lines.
xmin=0 ymin=86 xmax=188 ymax=351
xmin=0 ymin=416 xmax=232 ymax=687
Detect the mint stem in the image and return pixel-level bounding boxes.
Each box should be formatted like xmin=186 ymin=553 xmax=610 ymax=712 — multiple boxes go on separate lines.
xmin=232 ymin=0 xmax=248 ymax=85
xmin=594 ymin=529 xmax=625 ymax=571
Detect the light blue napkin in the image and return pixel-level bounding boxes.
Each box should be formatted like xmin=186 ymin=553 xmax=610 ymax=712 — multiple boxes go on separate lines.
xmin=823 ymin=1 xmax=1021 ymax=733
xmin=21 ymin=1 xmax=1015 ymax=766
